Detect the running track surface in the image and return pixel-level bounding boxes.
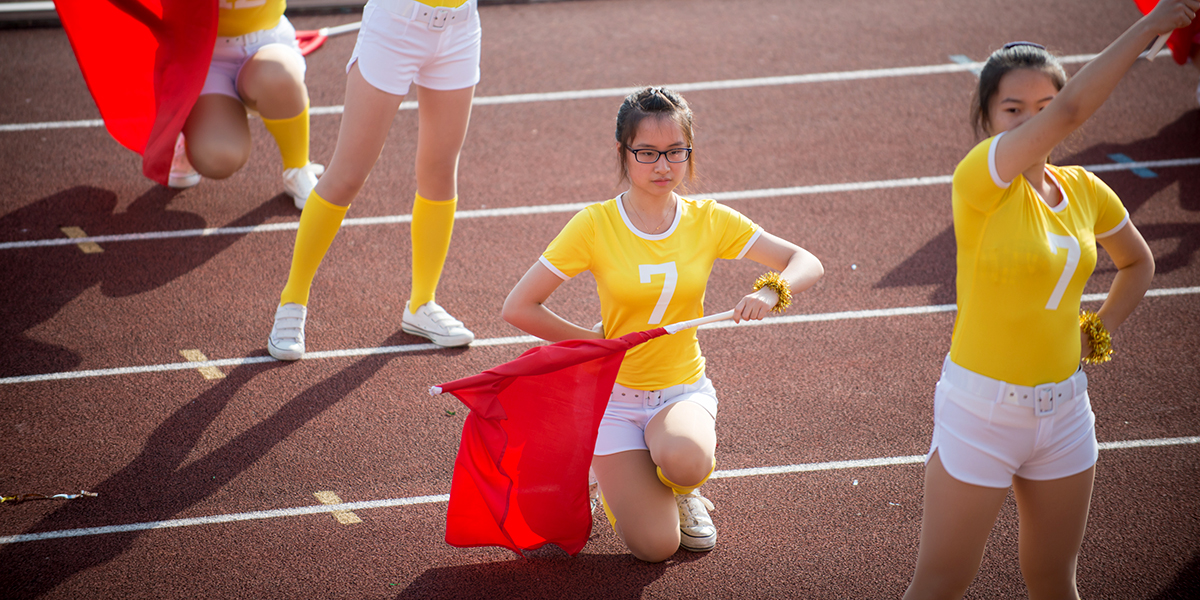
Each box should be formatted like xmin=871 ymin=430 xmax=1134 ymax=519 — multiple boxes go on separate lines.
xmin=2 ymin=1 xmax=1198 ymax=598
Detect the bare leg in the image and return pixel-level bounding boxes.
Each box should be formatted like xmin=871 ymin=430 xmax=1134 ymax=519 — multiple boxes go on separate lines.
xmin=591 ymin=450 xmax=679 ymax=563
xmin=903 ymin=451 xmax=1011 ymax=600
xmin=236 ymin=44 xmax=308 ymax=119
xmin=314 ymin=63 xmax=405 ymax=207
xmin=1013 ymin=467 xmax=1095 ymax=600
xmin=412 ymin=84 xmax=474 ymax=201
xmin=645 ymin=400 xmax=716 ymax=488
xmin=182 ymin=94 xmax=251 ymax=179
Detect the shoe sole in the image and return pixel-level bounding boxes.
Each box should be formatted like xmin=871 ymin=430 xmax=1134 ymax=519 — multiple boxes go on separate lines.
xmin=267 ymin=339 xmax=303 ymax=361
xmin=401 ymin=323 xmax=473 ymax=347
xmin=680 ymin=531 xmax=717 ymax=552
xmin=168 ymin=174 xmax=200 ymax=189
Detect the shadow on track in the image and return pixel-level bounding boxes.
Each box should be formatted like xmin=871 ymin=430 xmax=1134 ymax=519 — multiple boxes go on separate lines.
xmin=0 ymin=329 xmax=411 ymax=599
xmin=873 ymin=110 xmax=1200 ymax=303
xmin=1151 ymin=553 xmax=1200 ymax=599
xmin=0 ymin=185 xmax=297 ymax=378
xmin=397 ymin=545 xmax=702 ymax=600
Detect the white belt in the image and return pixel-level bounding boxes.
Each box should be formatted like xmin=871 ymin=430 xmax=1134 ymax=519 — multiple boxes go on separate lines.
xmin=610 ymin=381 xmax=690 ymax=409
xmin=375 ymin=0 xmax=474 ymax=31
xmin=941 ymin=355 xmax=1086 ymax=418
xmin=217 ymin=29 xmax=266 ymax=46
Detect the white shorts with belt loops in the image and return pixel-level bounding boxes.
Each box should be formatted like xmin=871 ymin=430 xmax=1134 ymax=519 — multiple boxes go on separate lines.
xmin=927 ymin=355 xmax=1099 ymax=488
xmin=349 ymin=0 xmax=482 ymax=96
xmin=593 ymin=375 xmax=718 ymax=456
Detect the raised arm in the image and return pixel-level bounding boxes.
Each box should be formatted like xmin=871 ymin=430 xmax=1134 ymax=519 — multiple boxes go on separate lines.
xmin=994 ymin=0 xmax=1197 ymax=182
xmin=735 ymin=232 xmax=824 ymax=323
xmin=502 ymin=261 xmax=603 ymax=342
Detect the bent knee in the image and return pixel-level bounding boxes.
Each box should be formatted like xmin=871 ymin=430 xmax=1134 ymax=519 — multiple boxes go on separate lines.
xmin=625 ymin=532 xmax=679 ymax=564
xmin=656 ymin=451 xmax=713 ymax=488
xmin=191 ymin=150 xmax=248 ymax=179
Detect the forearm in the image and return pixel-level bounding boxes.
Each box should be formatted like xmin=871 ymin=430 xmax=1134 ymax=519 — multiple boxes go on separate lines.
xmin=1052 ymin=18 xmax=1160 ymax=129
xmin=1095 ymin=256 xmax=1154 ymax=333
xmin=502 ymin=300 xmax=599 ymax=343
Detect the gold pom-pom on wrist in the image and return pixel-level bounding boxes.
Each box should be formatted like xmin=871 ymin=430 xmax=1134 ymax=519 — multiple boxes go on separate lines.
xmin=752 ymin=271 xmax=792 ymax=313
xmin=1080 ymin=310 xmax=1113 ymax=365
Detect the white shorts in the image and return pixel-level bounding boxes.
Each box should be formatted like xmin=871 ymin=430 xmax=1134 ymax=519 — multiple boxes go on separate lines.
xmin=201 ymin=16 xmax=306 ymax=101
xmin=593 ymin=375 xmax=718 ymax=456
xmin=349 ymin=0 xmax=482 ymax=96
xmin=926 ymin=356 xmax=1099 ymax=488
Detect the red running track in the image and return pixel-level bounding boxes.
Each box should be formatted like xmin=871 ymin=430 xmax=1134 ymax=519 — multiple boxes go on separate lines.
xmin=1 ymin=0 xmax=1198 ymax=598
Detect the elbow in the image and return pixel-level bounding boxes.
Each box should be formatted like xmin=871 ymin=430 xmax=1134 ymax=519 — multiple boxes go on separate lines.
xmin=500 ymin=295 xmax=519 ymax=328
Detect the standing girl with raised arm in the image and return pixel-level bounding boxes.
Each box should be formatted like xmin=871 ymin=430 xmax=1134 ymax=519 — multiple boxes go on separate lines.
xmin=502 ymin=87 xmax=823 ymax=562
xmin=904 ymin=2 xmax=1197 ymax=598
xmin=267 ymin=0 xmax=481 ymax=359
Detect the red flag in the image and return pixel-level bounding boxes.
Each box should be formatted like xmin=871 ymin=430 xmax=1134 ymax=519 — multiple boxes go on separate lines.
xmin=1135 ymin=0 xmax=1200 ymax=64
xmin=434 ymin=328 xmax=668 ymax=556
xmin=56 ymin=1 xmax=218 ymax=186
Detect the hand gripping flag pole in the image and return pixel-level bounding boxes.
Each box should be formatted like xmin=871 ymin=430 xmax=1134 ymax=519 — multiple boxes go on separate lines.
xmin=429 ymin=310 xmax=735 ymax=556
xmin=1135 ymin=0 xmax=1198 ymax=64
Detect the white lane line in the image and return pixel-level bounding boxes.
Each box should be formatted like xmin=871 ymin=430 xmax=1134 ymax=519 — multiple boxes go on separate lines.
xmin=0 ymin=54 xmax=1105 ymax=133
xmin=3 ymin=287 xmax=1196 ymax=386
xmin=4 ymin=157 xmax=1197 ymax=252
xmin=2 ymin=435 xmax=1195 ymax=545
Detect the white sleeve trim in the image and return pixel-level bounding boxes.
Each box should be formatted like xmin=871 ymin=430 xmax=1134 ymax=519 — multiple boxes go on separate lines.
xmin=538 ymin=255 xmax=571 ymax=280
xmin=736 ymin=228 xmax=764 ymax=260
xmin=987 ymin=132 xmax=1012 ymax=189
xmin=1095 ymin=214 xmax=1129 ymax=239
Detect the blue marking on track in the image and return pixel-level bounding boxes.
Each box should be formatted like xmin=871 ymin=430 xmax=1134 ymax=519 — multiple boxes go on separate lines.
xmin=1108 ymin=153 xmax=1157 ymax=178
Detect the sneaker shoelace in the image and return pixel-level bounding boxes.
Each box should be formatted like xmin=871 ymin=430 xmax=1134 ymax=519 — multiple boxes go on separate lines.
xmin=678 ymin=491 xmax=715 ymax=530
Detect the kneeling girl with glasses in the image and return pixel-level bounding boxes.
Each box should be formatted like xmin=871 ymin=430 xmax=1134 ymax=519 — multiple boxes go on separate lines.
xmin=502 ymin=86 xmax=824 ymax=562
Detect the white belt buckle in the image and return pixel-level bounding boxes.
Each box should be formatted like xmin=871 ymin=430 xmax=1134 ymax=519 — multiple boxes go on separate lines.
xmin=429 ymin=7 xmax=451 ymax=30
xmin=1034 ymin=383 xmax=1056 ymax=417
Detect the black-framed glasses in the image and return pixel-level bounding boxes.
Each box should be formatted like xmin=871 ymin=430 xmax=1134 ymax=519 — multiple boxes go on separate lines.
xmin=626 ymin=146 xmax=692 ymax=164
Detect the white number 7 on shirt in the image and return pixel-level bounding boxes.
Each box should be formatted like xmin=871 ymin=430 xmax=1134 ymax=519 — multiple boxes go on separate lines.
xmin=639 ymin=263 xmax=678 ymax=324
xmin=1045 ymin=233 xmax=1081 ymax=311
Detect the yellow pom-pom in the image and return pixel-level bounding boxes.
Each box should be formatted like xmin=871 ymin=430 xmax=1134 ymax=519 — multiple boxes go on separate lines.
xmin=752 ymin=271 xmax=792 ymax=313
xmin=1080 ymin=311 xmax=1113 ymax=365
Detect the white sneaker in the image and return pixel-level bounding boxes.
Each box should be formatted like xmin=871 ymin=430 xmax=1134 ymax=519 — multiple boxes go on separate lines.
xmin=267 ymin=303 xmax=307 ymax=360
xmin=676 ymin=490 xmax=717 ymax=552
xmin=282 ymin=162 xmax=325 ymax=209
xmin=401 ymin=301 xmax=474 ymax=347
xmin=168 ymin=133 xmax=200 ymax=189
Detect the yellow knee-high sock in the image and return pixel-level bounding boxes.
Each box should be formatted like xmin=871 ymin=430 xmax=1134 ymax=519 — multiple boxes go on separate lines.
xmin=657 ymin=458 xmax=716 ymax=495
xmin=409 ymin=193 xmax=457 ymax=312
xmin=261 ymin=103 xmax=310 ymax=170
xmin=599 ymin=491 xmax=617 ymax=533
xmin=279 ymin=191 xmax=348 ymax=306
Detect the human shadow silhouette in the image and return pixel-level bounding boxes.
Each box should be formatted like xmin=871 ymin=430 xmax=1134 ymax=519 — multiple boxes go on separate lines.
xmin=0 ymin=185 xmax=297 ymax=377
xmin=1151 ymin=553 xmax=1200 ymax=599
xmin=0 ymin=329 xmax=413 ymax=599
xmin=397 ymin=548 xmax=699 ymax=600
xmin=875 ymin=111 xmax=1200 ymax=303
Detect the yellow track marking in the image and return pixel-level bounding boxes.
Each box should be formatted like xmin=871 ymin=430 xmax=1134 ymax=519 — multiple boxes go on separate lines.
xmin=313 ymin=491 xmax=363 ymax=524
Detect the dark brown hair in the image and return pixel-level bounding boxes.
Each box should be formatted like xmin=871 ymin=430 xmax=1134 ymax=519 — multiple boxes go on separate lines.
xmin=972 ymin=42 xmax=1067 ymax=138
xmin=614 ymin=86 xmax=697 ymax=185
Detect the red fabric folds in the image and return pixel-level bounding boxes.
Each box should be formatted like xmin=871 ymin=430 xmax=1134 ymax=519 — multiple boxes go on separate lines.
xmin=437 ymin=328 xmax=667 ymax=556
xmin=56 ymin=0 xmax=217 ymax=185
xmin=1135 ymin=0 xmax=1199 ymax=65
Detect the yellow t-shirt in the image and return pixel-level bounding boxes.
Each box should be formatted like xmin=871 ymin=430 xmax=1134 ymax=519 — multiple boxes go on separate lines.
xmin=420 ymin=0 xmax=470 ymax=7
xmin=218 ymin=0 xmax=286 ymax=38
xmin=541 ymin=196 xmax=761 ymax=390
xmin=950 ymin=133 xmax=1129 ymax=386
